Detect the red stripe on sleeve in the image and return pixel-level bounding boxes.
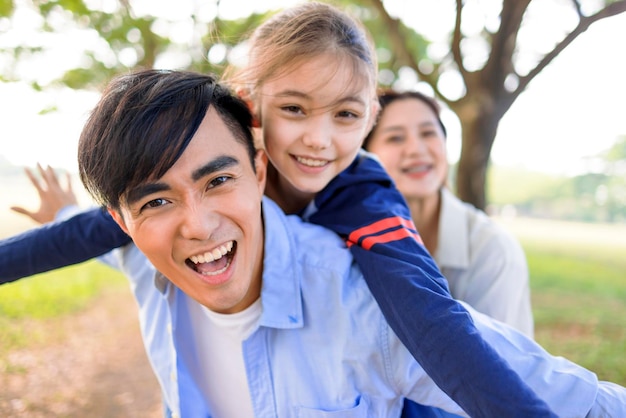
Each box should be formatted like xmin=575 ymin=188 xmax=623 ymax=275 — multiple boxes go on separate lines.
xmin=348 ymin=216 xmax=418 ymax=243
xmin=360 ymin=228 xmax=423 ymax=250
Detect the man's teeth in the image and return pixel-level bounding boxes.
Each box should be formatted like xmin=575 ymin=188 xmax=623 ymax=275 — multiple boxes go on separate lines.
xmin=296 ymin=156 xmax=328 ymax=167
xmin=189 ymin=241 xmax=234 ymax=264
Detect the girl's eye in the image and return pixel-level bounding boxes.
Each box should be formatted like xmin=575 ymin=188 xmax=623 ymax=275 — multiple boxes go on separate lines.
xmin=141 ymin=198 xmax=168 ymax=211
xmin=281 ymin=105 xmax=303 ymax=115
xmin=421 ymin=129 xmax=438 ymax=138
xmin=207 ymin=175 xmax=231 ymax=189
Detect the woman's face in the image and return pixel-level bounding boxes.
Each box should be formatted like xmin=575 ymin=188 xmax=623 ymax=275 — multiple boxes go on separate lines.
xmin=366 ymin=98 xmax=448 ymax=201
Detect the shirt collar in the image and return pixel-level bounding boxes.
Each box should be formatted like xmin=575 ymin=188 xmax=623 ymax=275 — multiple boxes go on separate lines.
xmin=154 ymin=270 xmax=169 ymax=293
xmin=258 ymin=196 xmax=304 ymax=329
xmin=436 ymin=187 xmax=470 ymax=270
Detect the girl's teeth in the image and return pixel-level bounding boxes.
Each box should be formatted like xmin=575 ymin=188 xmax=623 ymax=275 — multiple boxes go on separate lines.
xmin=297 ymin=156 xmax=327 ymax=167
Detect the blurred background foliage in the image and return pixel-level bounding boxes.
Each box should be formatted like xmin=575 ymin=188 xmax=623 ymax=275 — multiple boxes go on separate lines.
xmin=486 ymin=135 xmax=626 ymax=223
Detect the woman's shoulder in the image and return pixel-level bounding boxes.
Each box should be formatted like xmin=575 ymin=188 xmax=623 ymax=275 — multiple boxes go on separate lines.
xmin=441 ymin=188 xmax=523 ymax=255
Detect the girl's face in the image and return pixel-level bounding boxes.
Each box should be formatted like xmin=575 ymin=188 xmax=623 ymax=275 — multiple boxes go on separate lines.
xmin=366 ymin=98 xmax=448 ymax=201
xmin=256 ymin=53 xmax=376 ymax=205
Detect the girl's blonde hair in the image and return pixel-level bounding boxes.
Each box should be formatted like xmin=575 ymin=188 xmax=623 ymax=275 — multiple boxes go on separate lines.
xmin=226 ymin=2 xmax=377 ymax=100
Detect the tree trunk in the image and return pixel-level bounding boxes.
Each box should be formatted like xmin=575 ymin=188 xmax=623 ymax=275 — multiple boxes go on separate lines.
xmin=455 ymin=111 xmax=499 ymax=211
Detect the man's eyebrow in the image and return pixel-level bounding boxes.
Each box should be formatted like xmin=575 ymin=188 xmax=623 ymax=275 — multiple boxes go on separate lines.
xmin=191 ymin=155 xmax=239 ymax=182
xmin=125 ymin=183 xmax=171 ymax=206
xmin=124 ymin=156 xmax=240 ymax=206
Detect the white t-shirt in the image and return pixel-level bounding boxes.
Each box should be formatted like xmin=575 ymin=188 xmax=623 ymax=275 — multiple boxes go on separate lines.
xmin=188 ymin=298 xmax=262 ymax=418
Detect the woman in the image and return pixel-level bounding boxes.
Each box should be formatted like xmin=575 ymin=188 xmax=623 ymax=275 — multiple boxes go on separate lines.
xmin=364 ymin=90 xmax=533 ymax=336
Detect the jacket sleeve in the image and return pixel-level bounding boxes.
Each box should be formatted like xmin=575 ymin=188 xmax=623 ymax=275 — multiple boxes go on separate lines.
xmin=0 ymin=207 xmax=131 ymax=283
xmin=308 ymin=152 xmax=556 ymax=418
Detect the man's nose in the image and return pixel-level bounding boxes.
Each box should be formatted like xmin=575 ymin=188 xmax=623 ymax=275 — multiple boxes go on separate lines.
xmin=179 ymin=203 xmax=218 ymax=241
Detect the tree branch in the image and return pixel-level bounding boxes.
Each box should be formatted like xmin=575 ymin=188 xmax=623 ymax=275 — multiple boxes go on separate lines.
xmin=571 ymin=0 xmax=583 ymax=18
xmin=483 ymin=0 xmax=530 ymax=95
xmin=451 ymin=0 xmax=467 ymax=80
xmin=515 ymin=0 xmax=626 ymax=96
xmin=367 ymin=0 xmax=442 ymax=96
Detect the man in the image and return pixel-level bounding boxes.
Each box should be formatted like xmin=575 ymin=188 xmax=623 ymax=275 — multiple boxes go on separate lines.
xmin=18 ymin=69 xmax=626 ymax=417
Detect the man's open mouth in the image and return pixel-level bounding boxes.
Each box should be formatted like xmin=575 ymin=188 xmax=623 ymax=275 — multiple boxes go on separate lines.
xmin=186 ymin=241 xmax=236 ymax=276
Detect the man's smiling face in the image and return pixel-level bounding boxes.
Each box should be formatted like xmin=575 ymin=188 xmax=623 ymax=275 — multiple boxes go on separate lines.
xmin=110 ymin=108 xmax=267 ymax=314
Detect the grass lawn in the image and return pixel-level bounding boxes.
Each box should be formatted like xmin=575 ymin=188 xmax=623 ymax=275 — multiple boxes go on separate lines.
xmin=497 ymin=216 xmax=626 ymax=385
xmin=0 ymin=262 xmax=127 ymax=360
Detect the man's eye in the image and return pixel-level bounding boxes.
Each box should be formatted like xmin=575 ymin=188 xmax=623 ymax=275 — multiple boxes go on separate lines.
xmin=207 ymin=175 xmax=231 ymax=189
xmin=142 ymin=198 xmax=168 ymax=211
xmin=337 ymin=110 xmax=359 ymax=119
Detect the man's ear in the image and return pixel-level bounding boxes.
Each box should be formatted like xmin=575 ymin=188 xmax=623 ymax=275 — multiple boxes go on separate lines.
xmin=108 ymin=208 xmax=130 ymax=235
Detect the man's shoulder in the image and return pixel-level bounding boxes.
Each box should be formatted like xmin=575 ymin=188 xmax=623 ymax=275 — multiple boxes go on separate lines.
xmin=286 ymin=211 xmax=355 ymax=269
xmin=264 ymin=196 xmax=342 ymax=239
xmin=117 ymin=243 xmax=156 ymax=278
xmin=287 ymin=212 xmax=344 ymax=244
xmin=263 ymin=197 xmax=355 ymax=269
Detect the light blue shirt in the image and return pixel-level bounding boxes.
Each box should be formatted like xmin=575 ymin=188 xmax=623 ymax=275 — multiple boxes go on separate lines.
xmin=103 ymin=197 xmax=623 ymax=418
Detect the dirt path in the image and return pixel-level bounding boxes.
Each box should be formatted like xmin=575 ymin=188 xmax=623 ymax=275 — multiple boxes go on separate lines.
xmin=0 ymin=288 xmax=162 ymax=417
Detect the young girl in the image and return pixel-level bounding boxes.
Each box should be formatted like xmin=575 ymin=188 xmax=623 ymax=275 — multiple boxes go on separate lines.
xmin=0 ymin=3 xmax=554 ymax=416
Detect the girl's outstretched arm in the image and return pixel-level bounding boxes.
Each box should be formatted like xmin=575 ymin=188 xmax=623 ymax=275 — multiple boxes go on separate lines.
xmin=307 ymin=152 xmax=556 ymax=418
xmin=0 ymin=207 xmax=131 ymax=283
